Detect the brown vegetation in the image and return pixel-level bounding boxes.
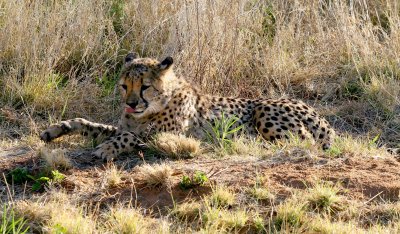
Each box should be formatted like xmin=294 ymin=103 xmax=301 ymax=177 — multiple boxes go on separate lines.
xmin=1 ymin=0 xmax=399 ymax=233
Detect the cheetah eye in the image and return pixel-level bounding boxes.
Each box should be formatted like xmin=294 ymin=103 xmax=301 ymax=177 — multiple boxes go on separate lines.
xmin=121 ymin=84 xmax=128 ymax=90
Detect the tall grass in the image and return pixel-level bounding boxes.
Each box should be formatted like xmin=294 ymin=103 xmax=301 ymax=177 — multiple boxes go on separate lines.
xmin=0 ymin=0 xmax=398 ymax=142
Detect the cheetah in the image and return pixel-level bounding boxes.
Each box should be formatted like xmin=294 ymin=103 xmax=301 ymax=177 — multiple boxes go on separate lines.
xmin=40 ymin=52 xmax=335 ymax=161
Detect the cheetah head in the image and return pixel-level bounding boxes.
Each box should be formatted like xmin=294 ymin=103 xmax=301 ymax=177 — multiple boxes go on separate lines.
xmin=119 ymin=52 xmax=176 ymax=119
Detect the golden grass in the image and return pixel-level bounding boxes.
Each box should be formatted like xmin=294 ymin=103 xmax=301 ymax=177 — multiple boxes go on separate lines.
xmin=0 ymin=0 xmax=397 ymax=145
xmin=149 ymin=132 xmax=201 ymax=159
xmin=305 ymin=181 xmax=344 ymax=215
xmin=136 ymin=163 xmax=174 ymax=188
xmin=14 ymin=192 xmax=172 ymax=233
xmin=308 ymin=218 xmax=360 ymax=234
xmin=329 ymin=135 xmax=393 ymax=158
xmin=201 ymin=206 xmax=249 ymax=231
xmin=1 ymin=0 xmax=400 ymax=233
xmin=248 ymin=187 xmax=275 ymax=201
xmin=274 ymin=198 xmax=307 ymax=231
xmin=39 ymin=147 xmax=72 ymax=170
xmin=362 ymin=201 xmax=400 ymax=226
xmin=251 ymin=214 xmax=267 ymax=233
xmin=207 ymin=186 xmax=236 ymax=208
xmin=103 ymin=163 xmax=124 ymax=188
xmin=14 ymin=191 xmax=97 ymax=234
xmin=105 ymin=207 xmax=161 ymax=234
xmin=231 ymin=136 xmax=270 ymax=157
xmin=171 ymin=201 xmax=202 ymax=221
xmin=8 ymin=180 xmax=400 ymax=233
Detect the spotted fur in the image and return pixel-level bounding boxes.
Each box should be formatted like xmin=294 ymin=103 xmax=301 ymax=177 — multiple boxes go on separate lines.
xmin=40 ymin=52 xmax=335 ymax=161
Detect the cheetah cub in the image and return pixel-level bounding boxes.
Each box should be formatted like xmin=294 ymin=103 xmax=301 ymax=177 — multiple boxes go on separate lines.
xmin=40 ymin=52 xmax=335 ymax=161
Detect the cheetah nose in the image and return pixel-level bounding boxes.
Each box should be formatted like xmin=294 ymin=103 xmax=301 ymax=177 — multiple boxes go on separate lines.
xmin=126 ymin=101 xmax=138 ymax=109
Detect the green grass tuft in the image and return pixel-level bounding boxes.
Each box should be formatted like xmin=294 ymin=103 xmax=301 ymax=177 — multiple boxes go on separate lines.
xmin=0 ymin=205 xmax=29 ymax=234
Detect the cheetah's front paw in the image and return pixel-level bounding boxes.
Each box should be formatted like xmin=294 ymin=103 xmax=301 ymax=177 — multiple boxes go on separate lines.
xmin=40 ymin=123 xmax=72 ymax=142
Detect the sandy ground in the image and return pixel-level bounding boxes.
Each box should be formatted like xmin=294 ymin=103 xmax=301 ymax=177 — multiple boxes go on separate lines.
xmin=2 ymin=145 xmax=399 ymax=213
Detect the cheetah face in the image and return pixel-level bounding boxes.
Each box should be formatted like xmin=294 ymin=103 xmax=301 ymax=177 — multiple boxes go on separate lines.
xmin=119 ymin=52 xmax=174 ymax=119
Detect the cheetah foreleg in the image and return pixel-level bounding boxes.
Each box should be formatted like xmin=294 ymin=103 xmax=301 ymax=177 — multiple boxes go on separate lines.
xmin=91 ymin=131 xmax=145 ymax=161
xmin=40 ymin=118 xmax=117 ymax=142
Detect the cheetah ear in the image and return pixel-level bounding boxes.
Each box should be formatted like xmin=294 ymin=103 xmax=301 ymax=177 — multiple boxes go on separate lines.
xmin=124 ymin=52 xmax=138 ymax=64
xmin=159 ymin=56 xmax=173 ymax=70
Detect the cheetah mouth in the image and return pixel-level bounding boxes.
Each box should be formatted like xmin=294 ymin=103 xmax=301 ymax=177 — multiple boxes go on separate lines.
xmin=125 ymin=107 xmax=143 ymax=114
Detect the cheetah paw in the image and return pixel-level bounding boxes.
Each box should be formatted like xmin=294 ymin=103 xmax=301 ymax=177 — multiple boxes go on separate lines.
xmin=40 ymin=124 xmax=70 ymax=142
xmin=92 ymin=146 xmax=116 ymax=162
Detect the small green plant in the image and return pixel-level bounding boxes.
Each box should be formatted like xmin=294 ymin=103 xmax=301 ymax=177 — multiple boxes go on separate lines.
xmin=96 ymin=74 xmax=119 ymax=97
xmin=51 ymin=170 xmax=66 ymax=183
xmin=368 ymin=133 xmax=381 ymax=148
xmin=342 ymin=79 xmax=364 ymax=99
xmin=179 ymin=171 xmax=209 ymax=189
xmin=261 ymin=4 xmax=276 ymax=44
xmin=109 ymin=0 xmax=126 ymax=36
xmin=194 ymin=171 xmax=209 ymax=184
xmin=180 ymin=175 xmax=192 ymax=189
xmin=27 ymin=170 xmax=66 ymax=192
xmin=52 ymin=223 xmax=68 ymax=234
xmin=0 ymin=205 xmax=29 ymax=234
xmin=325 ymin=145 xmax=342 ymax=157
xmin=205 ymin=113 xmax=243 ymax=153
xmin=28 ymin=175 xmax=50 ymax=192
xmin=6 ymin=168 xmax=29 ymax=184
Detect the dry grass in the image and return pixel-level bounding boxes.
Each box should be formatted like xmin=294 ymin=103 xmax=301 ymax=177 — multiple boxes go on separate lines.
xmin=201 ymin=206 xmax=249 ymax=232
xmin=231 ymin=136 xmax=270 ymax=157
xmin=136 ymin=163 xmax=174 ymax=188
xmin=305 ymin=181 xmax=344 ymax=215
xmin=308 ymin=218 xmax=360 ymax=234
xmin=8 ymin=175 xmax=400 ymax=233
xmin=362 ymin=201 xmax=400 ymax=226
xmin=248 ymin=187 xmax=275 ymax=201
xmin=103 ymin=163 xmax=124 ymax=188
xmin=149 ymin=132 xmax=201 ymax=159
xmin=14 ymin=191 xmax=97 ymax=234
xmin=39 ymin=147 xmax=72 ymax=170
xmin=274 ymin=197 xmax=307 ymax=231
xmin=105 ymin=207 xmax=165 ymax=234
xmin=329 ymin=135 xmax=393 ymax=158
xmin=1 ymin=0 xmax=400 ymax=233
xmin=207 ymin=186 xmax=236 ymax=208
xmin=14 ymin=192 xmax=170 ymax=233
xmin=0 ymin=0 xmax=398 ymax=147
xmin=170 ymin=200 xmax=202 ymax=221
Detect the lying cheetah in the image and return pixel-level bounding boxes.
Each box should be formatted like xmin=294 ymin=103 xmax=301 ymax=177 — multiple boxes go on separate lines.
xmin=40 ymin=52 xmax=335 ymax=161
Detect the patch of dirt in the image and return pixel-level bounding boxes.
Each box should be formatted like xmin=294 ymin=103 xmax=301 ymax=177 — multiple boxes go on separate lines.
xmin=2 ymin=147 xmax=400 ymax=210
xmin=0 ymin=147 xmax=39 ymax=172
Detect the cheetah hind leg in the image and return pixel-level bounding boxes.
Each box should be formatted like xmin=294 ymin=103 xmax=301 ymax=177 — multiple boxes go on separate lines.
xmin=40 ymin=118 xmax=117 ymax=143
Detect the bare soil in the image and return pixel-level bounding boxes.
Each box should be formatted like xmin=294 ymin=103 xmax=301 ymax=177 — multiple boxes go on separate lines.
xmin=2 ymin=145 xmax=399 ymax=212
